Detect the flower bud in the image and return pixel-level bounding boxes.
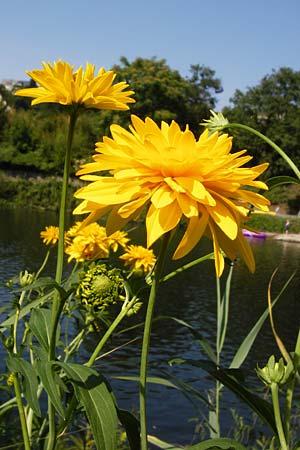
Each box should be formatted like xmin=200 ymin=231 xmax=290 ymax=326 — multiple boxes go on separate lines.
xmin=256 ymin=355 xmax=293 ymax=386
xmin=19 ymin=270 xmax=34 ymax=287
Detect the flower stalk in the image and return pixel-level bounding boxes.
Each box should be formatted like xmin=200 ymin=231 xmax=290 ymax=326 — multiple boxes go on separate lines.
xmin=139 ymin=233 xmax=171 ymax=450
xmin=221 ymin=122 xmax=300 ymax=181
xmin=271 ymin=382 xmax=288 ymax=450
xmin=47 ymin=108 xmax=79 ymax=450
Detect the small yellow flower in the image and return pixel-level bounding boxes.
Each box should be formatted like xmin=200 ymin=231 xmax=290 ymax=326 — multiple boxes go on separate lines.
xmin=74 ymin=115 xmax=270 ymax=276
xmin=119 ymin=245 xmax=156 ymax=274
xmin=65 ymin=222 xmax=109 ymax=262
xmin=106 ymin=230 xmax=130 ymax=253
xmin=40 ymin=226 xmax=59 ymax=246
xmin=15 ymin=60 xmax=135 ymax=110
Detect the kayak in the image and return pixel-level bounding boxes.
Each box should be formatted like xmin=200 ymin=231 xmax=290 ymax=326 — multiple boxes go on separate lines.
xmin=242 ymin=229 xmax=267 ymax=239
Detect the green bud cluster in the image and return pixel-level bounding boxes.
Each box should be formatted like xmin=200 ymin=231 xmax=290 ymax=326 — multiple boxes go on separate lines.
xmin=256 ymin=355 xmax=293 ymax=386
xmin=76 ymin=263 xmax=125 ymax=311
xmin=19 ymin=270 xmax=35 ymax=287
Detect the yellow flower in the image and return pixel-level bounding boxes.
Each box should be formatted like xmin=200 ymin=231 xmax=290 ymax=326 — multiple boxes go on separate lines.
xmin=65 ymin=222 xmax=109 ymax=262
xmin=74 ymin=116 xmax=270 ymax=276
xmin=119 ymin=245 xmax=156 ymax=274
xmin=106 ymin=230 xmax=130 ymax=252
xmin=40 ymin=226 xmax=59 ymax=246
xmin=14 ymin=60 xmax=135 ymax=110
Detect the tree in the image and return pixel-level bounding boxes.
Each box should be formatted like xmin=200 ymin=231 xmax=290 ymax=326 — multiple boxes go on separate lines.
xmin=223 ymin=67 xmax=300 ymax=177
xmin=98 ymin=56 xmax=222 ymax=135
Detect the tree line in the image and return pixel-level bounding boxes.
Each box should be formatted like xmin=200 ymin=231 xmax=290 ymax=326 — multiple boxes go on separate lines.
xmin=0 ymin=57 xmax=300 ymax=178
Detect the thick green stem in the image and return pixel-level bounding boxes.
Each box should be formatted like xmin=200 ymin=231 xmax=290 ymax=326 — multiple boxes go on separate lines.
xmin=140 ymin=233 xmax=171 ymax=450
xmin=224 ymin=122 xmax=300 ymax=181
xmin=13 ymin=374 xmax=31 ymax=450
xmin=46 ymin=108 xmax=79 ymax=450
xmin=271 ymin=383 xmax=288 ymax=450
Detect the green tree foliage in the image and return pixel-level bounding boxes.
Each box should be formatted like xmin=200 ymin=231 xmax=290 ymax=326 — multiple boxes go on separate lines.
xmin=223 ymin=67 xmax=300 ymax=177
xmin=99 ymin=56 xmax=222 ymax=135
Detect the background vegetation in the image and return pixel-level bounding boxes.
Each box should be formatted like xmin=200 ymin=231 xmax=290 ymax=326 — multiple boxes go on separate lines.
xmin=1 ymin=57 xmax=300 ymax=213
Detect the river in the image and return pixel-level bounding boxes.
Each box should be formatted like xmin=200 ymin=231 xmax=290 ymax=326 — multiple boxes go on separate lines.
xmin=0 ymin=208 xmax=300 ymax=445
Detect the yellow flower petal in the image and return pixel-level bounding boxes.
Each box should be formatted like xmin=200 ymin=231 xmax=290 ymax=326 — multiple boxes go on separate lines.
xmin=146 ymin=202 xmax=182 ymax=248
xmin=207 ymin=200 xmax=238 ymax=240
xmin=173 ymin=212 xmax=209 ymax=259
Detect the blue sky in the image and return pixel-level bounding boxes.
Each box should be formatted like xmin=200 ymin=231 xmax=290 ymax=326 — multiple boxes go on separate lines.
xmin=1 ymin=0 xmax=300 ymax=109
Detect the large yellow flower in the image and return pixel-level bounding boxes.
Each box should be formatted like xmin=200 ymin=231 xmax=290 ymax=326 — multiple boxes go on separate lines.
xmin=74 ymin=116 xmax=270 ymax=276
xmin=14 ymin=60 xmax=135 ymax=110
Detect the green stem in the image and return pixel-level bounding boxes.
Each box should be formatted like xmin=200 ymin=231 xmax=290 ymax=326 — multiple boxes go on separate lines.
xmin=283 ymin=328 xmax=300 ymax=441
xmin=46 ymin=108 xmax=79 ymax=450
xmin=160 ymin=252 xmax=214 ymax=283
xmin=224 ymin=122 xmax=300 ymax=181
xmin=13 ymin=290 xmax=26 ymax=354
xmin=140 ymin=233 xmax=171 ymax=450
xmin=35 ymin=249 xmax=50 ymax=280
xmin=50 ymin=108 xmax=79 ymax=359
xmin=271 ymin=383 xmax=288 ymax=450
xmin=13 ymin=374 xmax=31 ymax=450
xmin=86 ymin=296 xmax=138 ymax=368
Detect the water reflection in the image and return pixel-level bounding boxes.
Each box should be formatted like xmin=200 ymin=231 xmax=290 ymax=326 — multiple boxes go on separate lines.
xmin=0 ymin=209 xmax=300 ymax=444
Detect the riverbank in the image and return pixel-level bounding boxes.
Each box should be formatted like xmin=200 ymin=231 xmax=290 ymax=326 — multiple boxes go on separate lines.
xmin=272 ymin=232 xmax=300 ymax=243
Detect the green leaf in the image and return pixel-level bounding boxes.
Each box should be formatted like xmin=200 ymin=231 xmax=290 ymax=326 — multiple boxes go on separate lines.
xmin=6 ymin=355 xmax=41 ymax=416
xmin=0 ymin=290 xmax=53 ymax=330
xmin=35 ymin=359 xmax=65 ymax=418
xmin=29 ymin=308 xmax=59 ymax=351
xmin=148 ymin=434 xmax=183 ymax=449
xmin=11 ymin=276 xmax=67 ymax=297
xmin=187 ymin=438 xmax=248 ymax=449
xmin=117 ymin=409 xmax=140 ymax=450
xmin=267 ymin=175 xmax=300 ymax=189
xmin=230 ymin=271 xmax=295 ymax=369
xmin=58 ymin=362 xmax=118 ymax=450
xmin=172 ymin=359 xmax=277 ymax=435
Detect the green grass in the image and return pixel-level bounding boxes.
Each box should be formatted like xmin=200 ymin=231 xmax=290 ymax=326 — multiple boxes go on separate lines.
xmin=247 ymin=213 xmax=300 ymax=234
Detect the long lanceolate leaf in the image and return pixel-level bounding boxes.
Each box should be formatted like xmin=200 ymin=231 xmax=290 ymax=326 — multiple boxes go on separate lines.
xmin=35 ymin=359 xmax=65 ymax=418
xmin=171 ymin=359 xmax=277 ymax=436
xmin=230 ymin=271 xmax=296 ymax=369
xmin=58 ymin=362 xmax=118 ymax=450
